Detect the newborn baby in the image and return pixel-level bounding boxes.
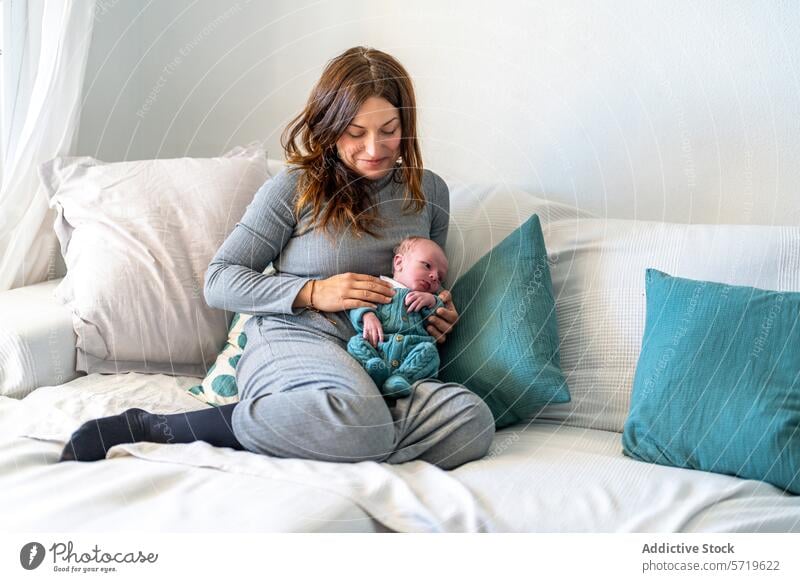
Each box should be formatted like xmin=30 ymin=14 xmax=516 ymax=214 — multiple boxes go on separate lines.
xmin=347 ymin=236 xmax=448 ymax=399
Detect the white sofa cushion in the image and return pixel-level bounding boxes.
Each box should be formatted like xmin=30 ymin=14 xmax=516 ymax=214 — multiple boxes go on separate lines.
xmin=39 ymin=145 xmax=270 ymax=377
xmin=443 ymin=181 xmax=593 ymax=287
xmin=448 ymin=183 xmax=800 ymax=432
xmin=540 ymin=219 xmax=800 ymax=432
xmin=0 ymin=278 xmax=80 ymax=398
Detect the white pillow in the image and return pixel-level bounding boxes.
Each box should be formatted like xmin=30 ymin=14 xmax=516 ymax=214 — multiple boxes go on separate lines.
xmin=540 ymin=219 xmax=800 ymax=432
xmin=448 ymin=184 xmax=800 ymax=432
xmin=444 ymin=181 xmax=592 ymax=288
xmin=40 ymin=145 xmax=270 ymax=377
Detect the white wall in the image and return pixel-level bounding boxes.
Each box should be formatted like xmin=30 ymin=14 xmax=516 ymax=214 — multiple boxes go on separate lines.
xmin=77 ymin=0 xmax=800 ymax=225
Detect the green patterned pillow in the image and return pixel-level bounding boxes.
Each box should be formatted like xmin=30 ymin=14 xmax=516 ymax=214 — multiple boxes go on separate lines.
xmin=187 ymin=312 xmax=249 ymax=407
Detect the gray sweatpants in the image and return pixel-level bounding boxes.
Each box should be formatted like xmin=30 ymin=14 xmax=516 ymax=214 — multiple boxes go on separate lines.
xmin=231 ymin=312 xmax=496 ymax=470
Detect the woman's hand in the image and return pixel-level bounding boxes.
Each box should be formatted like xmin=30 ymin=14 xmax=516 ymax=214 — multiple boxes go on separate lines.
xmin=426 ymin=289 xmax=459 ymax=344
xmin=298 ymin=273 xmax=395 ymax=312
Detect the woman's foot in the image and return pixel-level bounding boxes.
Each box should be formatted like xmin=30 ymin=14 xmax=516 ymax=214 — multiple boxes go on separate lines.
xmin=59 ymin=408 xmax=150 ymax=462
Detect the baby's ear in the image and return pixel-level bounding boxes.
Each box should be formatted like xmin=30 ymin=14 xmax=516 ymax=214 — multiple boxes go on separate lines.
xmin=393 ymin=253 xmax=403 ymax=272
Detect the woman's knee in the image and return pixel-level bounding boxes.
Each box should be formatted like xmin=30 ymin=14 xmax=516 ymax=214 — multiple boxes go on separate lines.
xmin=418 ymin=383 xmax=496 ymax=469
xmin=450 ymin=393 xmax=495 ymax=468
xmin=319 ymin=390 xmax=396 ymax=461
xmin=231 ymin=390 xmax=396 ymax=463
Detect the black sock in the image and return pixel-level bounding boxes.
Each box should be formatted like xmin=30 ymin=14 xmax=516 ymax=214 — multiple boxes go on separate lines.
xmin=144 ymin=402 xmax=245 ymax=450
xmin=59 ymin=402 xmax=246 ymax=462
xmin=59 ymin=408 xmax=149 ymax=462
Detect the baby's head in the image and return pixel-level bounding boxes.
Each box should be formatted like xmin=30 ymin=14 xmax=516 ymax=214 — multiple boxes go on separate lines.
xmin=391 ymin=237 xmax=448 ymax=293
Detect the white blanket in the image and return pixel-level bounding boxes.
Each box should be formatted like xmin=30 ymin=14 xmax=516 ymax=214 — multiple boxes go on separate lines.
xmin=452 ymin=423 xmax=800 ymax=532
xmin=3 ymin=373 xmax=799 ymax=532
xmin=0 ymin=373 xmax=490 ymax=533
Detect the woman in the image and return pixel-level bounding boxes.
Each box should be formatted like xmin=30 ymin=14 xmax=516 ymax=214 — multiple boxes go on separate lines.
xmin=60 ymin=46 xmax=495 ymax=470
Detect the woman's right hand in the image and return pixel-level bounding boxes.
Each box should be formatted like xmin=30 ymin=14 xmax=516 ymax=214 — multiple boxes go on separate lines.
xmin=301 ymin=273 xmax=395 ymax=312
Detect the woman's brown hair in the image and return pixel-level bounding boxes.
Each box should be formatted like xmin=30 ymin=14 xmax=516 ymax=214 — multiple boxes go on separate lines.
xmin=281 ymin=46 xmax=425 ymax=239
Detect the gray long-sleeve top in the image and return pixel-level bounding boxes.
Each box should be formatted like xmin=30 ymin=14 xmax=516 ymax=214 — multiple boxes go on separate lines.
xmin=203 ymin=165 xmax=450 ymax=342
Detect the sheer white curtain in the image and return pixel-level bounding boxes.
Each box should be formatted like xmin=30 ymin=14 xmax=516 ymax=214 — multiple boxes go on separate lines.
xmin=0 ymin=0 xmax=95 ymax=291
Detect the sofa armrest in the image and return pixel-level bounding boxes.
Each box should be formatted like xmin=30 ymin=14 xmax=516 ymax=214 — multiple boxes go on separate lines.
xmin=0 ymin=278 xmax=81 ymax=398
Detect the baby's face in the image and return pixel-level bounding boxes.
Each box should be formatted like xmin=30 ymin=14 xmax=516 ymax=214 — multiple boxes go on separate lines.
xmin=393 ymin=240 xmax=448 ymax=292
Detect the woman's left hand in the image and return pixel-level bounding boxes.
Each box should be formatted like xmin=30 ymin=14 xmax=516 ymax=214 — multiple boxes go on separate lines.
xmin=426 ymin=289 xmax=459 ymax=344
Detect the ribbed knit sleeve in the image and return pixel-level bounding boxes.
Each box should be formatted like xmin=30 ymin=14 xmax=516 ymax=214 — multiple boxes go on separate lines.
xmin=203 ymin=169 xmax=310 ymax=316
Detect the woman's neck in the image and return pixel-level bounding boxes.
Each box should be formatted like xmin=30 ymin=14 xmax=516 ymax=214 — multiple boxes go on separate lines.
xmin=365 ymin=166 xmax=397 ymax=191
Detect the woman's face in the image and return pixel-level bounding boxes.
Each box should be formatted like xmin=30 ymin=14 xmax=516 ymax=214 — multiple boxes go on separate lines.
xmin=336 ymin=96 xmax=402 ymax=180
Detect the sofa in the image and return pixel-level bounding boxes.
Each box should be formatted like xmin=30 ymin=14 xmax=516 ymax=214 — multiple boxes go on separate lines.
xmin=1 ymin=152 xmax=798 ymax=533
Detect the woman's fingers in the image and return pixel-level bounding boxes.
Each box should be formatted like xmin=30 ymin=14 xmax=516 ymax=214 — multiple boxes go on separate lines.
xmin=426 ymin=324 xmax=446 ymax=344
xmin=427 ymin=314 xmax=452 ymax=336
xmin=345 ymin=299 xmax=379 ymax=310
xmin=348 ymin=290 xmax=392 ymax=305
xmin=352 ymin=275 xmax=395 ymax=296
xmin=428 ymin=307 xmax=453 ymax=341
xmin=350 ymin=281 xmax=395 ymax=304
xmin=432 ymin=289 xmax=459 ymax=325
xmin=426 ymin=290 xmax=459 ymax=344
xmin=432 ymin=308 xmax=457 ymax=326
xmin=318 ymin=273 xmax=397 ymax=312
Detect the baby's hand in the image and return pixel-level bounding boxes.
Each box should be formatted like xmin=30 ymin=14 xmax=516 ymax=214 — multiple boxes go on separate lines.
xmin=405 ymin=291 xmax=436 ymax=312
xmin=362 ymin=312 xmax=384 ymax=348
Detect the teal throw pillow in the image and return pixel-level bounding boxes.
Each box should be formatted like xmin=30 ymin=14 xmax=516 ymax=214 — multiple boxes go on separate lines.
xmin=439 ymin=214 xmax=570 ymax=428
xmin=623 ymin=269 xmax=800 ymax=494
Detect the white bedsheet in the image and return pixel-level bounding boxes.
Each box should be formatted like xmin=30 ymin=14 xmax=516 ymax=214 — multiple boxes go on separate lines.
xmin=454 ymin=423 xmax=800 ymax=532
xmin=2 ymin=373 xmax=798 ymax=532
xmin=0 ymin=373 xmax=489 ymax=533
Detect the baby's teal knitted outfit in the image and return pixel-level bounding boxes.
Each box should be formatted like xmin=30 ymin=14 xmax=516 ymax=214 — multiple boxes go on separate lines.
xmin=348 ymin=284 xmax=445 ymax=398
